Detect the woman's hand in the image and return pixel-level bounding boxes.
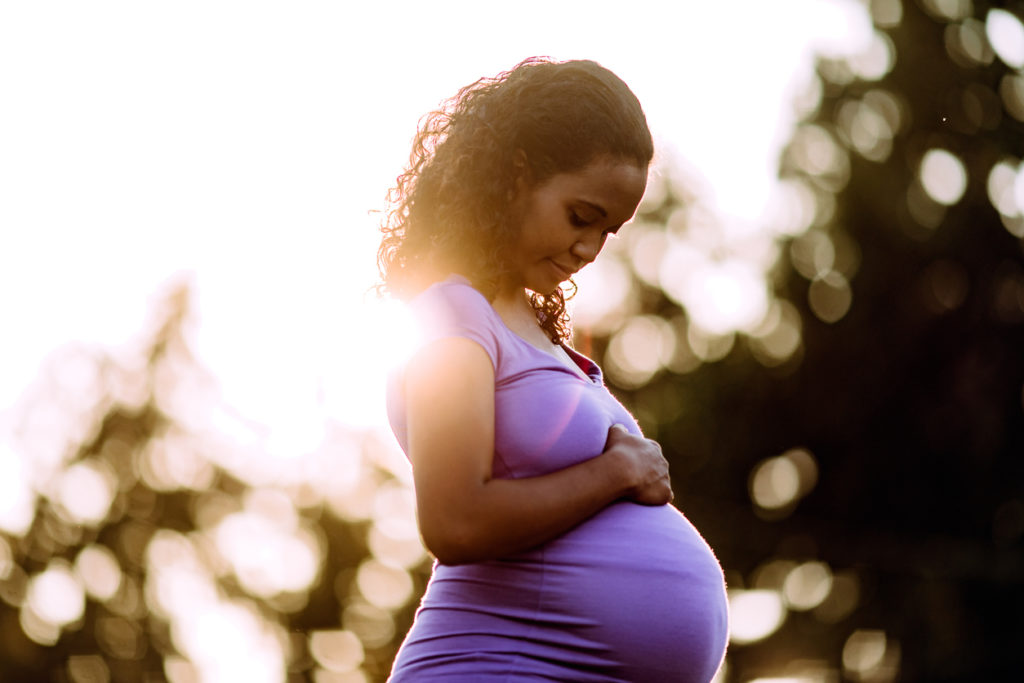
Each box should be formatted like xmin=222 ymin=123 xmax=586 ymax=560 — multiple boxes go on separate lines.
xmin=603 ymin=424 xmax=673 ymax=505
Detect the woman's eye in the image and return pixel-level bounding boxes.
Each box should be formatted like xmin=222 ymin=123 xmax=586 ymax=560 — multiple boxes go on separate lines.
xmin=569 ymin=212 xmax=589 ymax=228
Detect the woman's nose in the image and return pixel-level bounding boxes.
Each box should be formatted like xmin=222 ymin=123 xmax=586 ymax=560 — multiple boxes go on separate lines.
xmin=571 ymin=234 xmax=603 ymax=264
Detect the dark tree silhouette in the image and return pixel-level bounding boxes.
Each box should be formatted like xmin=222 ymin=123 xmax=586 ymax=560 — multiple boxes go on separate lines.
xmin=582 ymin=1 xmax=1024 ymax=680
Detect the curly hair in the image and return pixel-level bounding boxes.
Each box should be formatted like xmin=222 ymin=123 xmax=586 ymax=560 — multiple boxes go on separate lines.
xmin=377 ymin=57 xmax=653 ymax=342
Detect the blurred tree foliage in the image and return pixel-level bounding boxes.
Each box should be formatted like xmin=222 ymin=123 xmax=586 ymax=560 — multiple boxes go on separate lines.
xmin=584 ymin=0 xmax=1024 ymax=680
xmin=0 ymin=282 xmax=429 ymax=682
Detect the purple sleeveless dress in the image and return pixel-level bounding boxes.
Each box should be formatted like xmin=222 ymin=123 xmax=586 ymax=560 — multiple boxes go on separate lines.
xmin=386 ymin=277 xmax=729 ymax=682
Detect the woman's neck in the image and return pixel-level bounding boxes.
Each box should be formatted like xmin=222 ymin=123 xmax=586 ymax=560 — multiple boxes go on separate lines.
xmin=491 ymin=286 xmax=589 ymax=378
xmin=491 ymin=287 xmax=534 ymax=322
xmin=492 ymin=288 xmax=553 ymax=346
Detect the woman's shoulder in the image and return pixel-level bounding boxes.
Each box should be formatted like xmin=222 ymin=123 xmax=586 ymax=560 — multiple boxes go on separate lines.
xmin=413 ymin=275 xmax=495 ymax=322
xmin=409 ymin=274 xmax=503 ymax=363
xmin=419 ymin=273 xmax=487 ymax=300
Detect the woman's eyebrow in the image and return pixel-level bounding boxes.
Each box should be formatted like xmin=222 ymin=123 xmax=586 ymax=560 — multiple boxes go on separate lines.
xmin=577 ymin=200 xmax=608 ymax=217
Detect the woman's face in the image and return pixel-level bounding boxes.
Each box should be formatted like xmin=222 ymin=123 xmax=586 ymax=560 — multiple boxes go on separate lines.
xmin=507 ymin=157 xmax=648 ymax=295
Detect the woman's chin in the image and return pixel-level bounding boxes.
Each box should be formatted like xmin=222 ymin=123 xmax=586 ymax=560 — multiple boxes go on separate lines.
xmin=526 ymin=281 xmax=564 ymax=296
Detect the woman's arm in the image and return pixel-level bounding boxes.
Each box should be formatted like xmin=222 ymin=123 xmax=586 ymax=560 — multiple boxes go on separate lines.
xmin=404 ymin=336 xmax=672 ymax=565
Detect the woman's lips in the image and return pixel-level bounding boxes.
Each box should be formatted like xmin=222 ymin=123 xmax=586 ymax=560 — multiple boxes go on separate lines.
xmin=548 ymin=259 xmax=574 ymax=279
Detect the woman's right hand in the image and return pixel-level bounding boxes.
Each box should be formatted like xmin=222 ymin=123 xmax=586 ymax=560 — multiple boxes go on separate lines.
xmin=603 ymin=424 xmax=674 ymax=505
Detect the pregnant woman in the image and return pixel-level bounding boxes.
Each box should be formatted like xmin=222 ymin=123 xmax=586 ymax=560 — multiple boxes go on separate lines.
xmin=379 ymin=57 xmax=729 ymax=682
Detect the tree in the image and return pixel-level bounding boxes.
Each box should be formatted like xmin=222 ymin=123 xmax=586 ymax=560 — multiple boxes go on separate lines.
xmin=0 ymin=280 xmax=428 ymax=682
xmin=581 ymin=1 xmax=1024 ymax=680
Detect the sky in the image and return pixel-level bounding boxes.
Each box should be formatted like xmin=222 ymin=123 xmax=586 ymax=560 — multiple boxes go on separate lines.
xmin=0 ymin=0 xmax=873 ymax=440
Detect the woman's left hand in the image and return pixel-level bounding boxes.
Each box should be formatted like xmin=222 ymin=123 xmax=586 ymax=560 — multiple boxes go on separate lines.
xmin=602 ymin=424 xmax=673 ymax=506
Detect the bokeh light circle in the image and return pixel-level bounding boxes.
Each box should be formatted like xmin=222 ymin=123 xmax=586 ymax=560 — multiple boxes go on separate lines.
xmin=986 ymin=9 xmax=1024 ymax=69
xmin=26 ymin=561 xmax=85 ymax=627
xmin=727 ymin=589 xmax=786 ymax=644
xmin=919 ymin=149 xmax=968 ymax=206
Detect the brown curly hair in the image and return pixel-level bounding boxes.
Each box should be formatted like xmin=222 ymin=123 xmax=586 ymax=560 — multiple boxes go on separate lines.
xmin=377 ymin=57 xmax=653 ymax=342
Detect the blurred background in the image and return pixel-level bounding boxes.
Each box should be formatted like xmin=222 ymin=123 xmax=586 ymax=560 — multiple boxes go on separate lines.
xmin=2 ymin=0 xmax=1022 ymax=681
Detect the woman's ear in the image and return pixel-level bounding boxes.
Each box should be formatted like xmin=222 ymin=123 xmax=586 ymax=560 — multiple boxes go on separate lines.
xmin=511 ymin=149 xmax=531 ymax=195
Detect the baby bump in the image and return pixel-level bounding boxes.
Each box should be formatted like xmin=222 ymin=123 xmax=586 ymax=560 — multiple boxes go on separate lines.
xmin=538 ymin=502 xmax=729 ymax=680
xmin=421 ymin=502 xmax=728 ymax=682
